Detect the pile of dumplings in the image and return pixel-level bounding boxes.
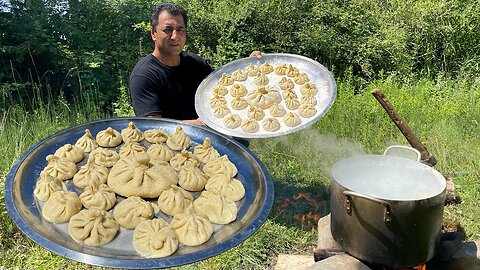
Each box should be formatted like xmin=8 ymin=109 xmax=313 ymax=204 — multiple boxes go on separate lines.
xmin=34 ymin=122 xmax=246 ymax=258
xmin=209 ymin=62 xmax=319 ymax=134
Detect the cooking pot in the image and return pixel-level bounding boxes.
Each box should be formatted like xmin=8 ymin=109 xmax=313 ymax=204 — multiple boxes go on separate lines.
xmin=330 ymin=146 xmax=446 ymax=268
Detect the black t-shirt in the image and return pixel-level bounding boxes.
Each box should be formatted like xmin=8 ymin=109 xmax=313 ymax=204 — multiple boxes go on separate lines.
xmin=129 ymin=52 xmax=214 ymax=119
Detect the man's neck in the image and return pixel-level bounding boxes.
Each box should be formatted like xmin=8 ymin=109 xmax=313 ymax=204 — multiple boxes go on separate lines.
xmin=152 ymin=51 xmax=181 ymax=67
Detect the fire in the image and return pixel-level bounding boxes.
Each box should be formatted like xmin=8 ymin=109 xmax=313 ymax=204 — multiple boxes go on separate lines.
xmin=277 ymin=192 xmax=322 ymax=230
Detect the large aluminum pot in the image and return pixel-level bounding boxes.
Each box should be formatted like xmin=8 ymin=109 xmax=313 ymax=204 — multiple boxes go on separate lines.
xmin=330 ymin=151 xmax=446 ymax=268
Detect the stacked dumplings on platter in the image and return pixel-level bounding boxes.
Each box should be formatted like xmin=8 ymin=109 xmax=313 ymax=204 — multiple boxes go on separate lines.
xmin=208 ymin=61 xmax=323 ymax=134
xmin=34 ymin=122 xmax=246 ymax=258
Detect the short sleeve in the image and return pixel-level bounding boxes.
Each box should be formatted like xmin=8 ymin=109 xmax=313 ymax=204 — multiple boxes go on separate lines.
xmin=130 ymin=74 xmax=162 ymax=117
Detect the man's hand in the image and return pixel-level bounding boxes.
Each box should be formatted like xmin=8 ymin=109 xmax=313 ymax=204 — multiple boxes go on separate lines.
xmin=250 ymin=51 xmax=263 ymax=58
xmin=183 ymin=118 xmax=205 ymax=126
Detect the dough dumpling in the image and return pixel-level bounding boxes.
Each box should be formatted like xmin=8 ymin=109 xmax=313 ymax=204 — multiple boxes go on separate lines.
xmin=75 ymin=129 xmax=98 ymax=153
xmin=79 ymin=183 xmax=116 ymax=211
xmin=300 ymin=82 xmax=317 ymax=96
xmin=96 ymin=127 xmax=122 ymax=147
xmin=230 ymin=97 xmax=248 ymax=110
xmin=247 ymin=106 xmax=265 ymax=121
xmin=144 ymin=129 xmax=168 ymax=144
xmin=170 ymin=149 xmax=199 ymax=171
xmin=212 ymin=84 xmax=228 ymax=96
xmin=245 ymin=86 xmax=277 ymax=109
xmin=171 ymin=206 xmax=213 ymax=246
xmin=193 ymin=190 xmax=237 ymax=224
xmin=298 ymin=104 xmax=317 ymax=118
xmin=269 ymin=103 xmax=287 ymax=117
xmin=147 ymin=142 xmax=174 ymax=163
xmin=34 ymin=172 xmax=66 ymax=201
xmin=282 ymin=88 xmax=298 ymax=100
xmin=178 ymin=165 xmax=208 ymax=192
xmin=205 ymin=174 xmax=245 ymax=201
xmin=219 ymin=73 xmax=234 ymax=86
xmin=213 ymin=104 xmax=230 ymax=118
xmin=245 ymin=64 xmax=260 ymax=76
xmin=43 ymin=155 xmax=77 ymax=181
xmin=259 ymin=62 xmax=274 ymax=74
xmin=293 ymin=72 xmax=310 ymax=85
xmin=283 ymin=112 xmax=301 ymax=127
xmin=121 ymin=121 xmax=144 ymax=142
xmin=89 ymin=147 xmax=119 ymax=167
xmin=231 ymin=69 xmax=247 ymax=81
xmin=119 ymin=140 xmax=146 ymax=158
xmin=241 ymin=118 xmax=259 ymax=133
xmin=73 ymin=158 xmax=109 ymax=189
xmin=133 ymin=219 xmax=179 ymax=258
xmin=209 ymin=94 xmax=227 ymax=108
xmin=284 ymin=97 xmax=301 ymax=110
xmin=223 ymin=114 xmax=242 ymax=129
xmin=166 ymin=126 xmax=191 ymax=151
xmin=300 ymin=94 xmax=318 ymax=106
xmin=278 ymin=77 xmax=294 ymax=91
xmin=274 ymin=64 xmax=288 ymax=76
xmin=203 ymin=155 xmax=237 ymax=178
xmin=158 ymin=185 xmax=193 ymax=216
xmin=42 ymin=191 xmax=82 ymax=223
xmin=68 ymin=208 xmax=119 ymax=246
xmin=253 ymin=73 xmax=269 ymax=86
xmin=54 ymin=144 xmax=84 ymax=163
xmin=113 ymin=196 xmax=157 ymax=229
xmin=193 ymin=137 xmax=220 ymax=164
xmin=262 ymin=117 xmax=281 ymax=132
xmin=107 ymin=156 xmax=177 ymax=198
xmin=286 ymin=64 xmax=300 ymax=77
xmin=230 ymin=84 xmax=248 ymax=97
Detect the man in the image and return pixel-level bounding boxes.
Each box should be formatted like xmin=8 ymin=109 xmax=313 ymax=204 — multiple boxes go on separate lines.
xmin=130 ymin=3 xmax=261 ymax=126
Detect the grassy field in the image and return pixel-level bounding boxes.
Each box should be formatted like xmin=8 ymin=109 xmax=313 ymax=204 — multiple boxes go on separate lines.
xmin=0 ymin=75 xmax=479 ymax=269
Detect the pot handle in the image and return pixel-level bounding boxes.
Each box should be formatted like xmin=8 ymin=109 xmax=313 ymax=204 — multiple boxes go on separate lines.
xmin=343 ymin=190 xmax=392 ymax=226
xmin=383 ymin=145 xmax=421 ymax=162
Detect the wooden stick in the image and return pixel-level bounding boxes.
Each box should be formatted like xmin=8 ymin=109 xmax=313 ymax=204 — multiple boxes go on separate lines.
xmin=371 ymin=88 xmax=437 ymax=167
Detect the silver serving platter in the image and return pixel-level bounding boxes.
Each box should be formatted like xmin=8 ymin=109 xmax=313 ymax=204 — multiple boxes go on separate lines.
xmin=4 ymin=117 xmax=274 ymax=269
xmin=195 ymin=53 xmax=337 ymax=138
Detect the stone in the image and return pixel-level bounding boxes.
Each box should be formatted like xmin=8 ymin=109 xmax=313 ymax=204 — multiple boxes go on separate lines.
xmin=308 ymin=253 xmax=372 ymax=270
xmin=428 ymin=241 xmax=480 ymax=270
xmin=274 ymin=254 xmax=315 ymax=270
xmin=313 ymin=214 xmax=343 ymax=261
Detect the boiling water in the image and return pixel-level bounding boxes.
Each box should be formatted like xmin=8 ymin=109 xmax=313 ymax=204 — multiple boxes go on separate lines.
xmin=332 ymin=156 xmax=445 ymax=201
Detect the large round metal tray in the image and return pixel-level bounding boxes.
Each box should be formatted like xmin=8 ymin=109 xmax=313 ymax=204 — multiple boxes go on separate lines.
xmin=4 ymin=117 xmax=274 ymax=269
xmin=195 ymin=53 xmax=337 ymax=138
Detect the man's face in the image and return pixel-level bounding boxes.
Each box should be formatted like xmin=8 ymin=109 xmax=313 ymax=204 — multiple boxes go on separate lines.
xmin=151 ymin=11 xmax=186 ymax=57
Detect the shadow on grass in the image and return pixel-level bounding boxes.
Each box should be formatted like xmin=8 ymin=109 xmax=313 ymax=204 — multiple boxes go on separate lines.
xmin=268 ymin=175 xmax=331 ymax=232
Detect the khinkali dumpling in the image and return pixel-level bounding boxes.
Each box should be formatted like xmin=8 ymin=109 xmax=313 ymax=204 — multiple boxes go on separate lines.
xmin=170 ymin=149 xmax=199 ymax=171
xmin=203 ymin=155 xmax=237 ymax=178
xmin=212 ymin=84 xmax=228 ymax=96
xmin=245 ymin=86 xmax=277 ymax=109
xmin=113 ymin=196 xmax=157 ymax=229
xmin=43 ymin=155 xmax=77 ymax=181
xmin=230 ymin=84 xmax=248 ymax=97
xmin=230 ymin=97 xmax=248 ymax=110
xmin=193 ymin=190 xmax=238 ymax=224
xmin=219 ymin=73 xmax=234 ymax=86
xmin=213 ymin=104 xmax=230 ymax=118
xmin=68 ymin=208 xmax=119 ymax=246
xmin=166 ymin=126 xmax=191 ymax=151
xmin=241 ymin=118 xmax=259 ymax=133
xmin=269 ymin=103 xmax=287 ymax=117
xmin=247 ymin=106 xmax=265 ymax=121
xmin=34 ymin=172 xmax=66 ymax=201
xmin=144 ymin=129 xmax=168 ymax=144
xmin=88 ymin=147 xmax=119 ymax=167
xmin=300 ymin=94 xmax=318 ymax=106
xmin=171 ymin=206 xmax=213 ymax=246
xmin=147 ymin=142 xmax=174 ymax=163
xmin=133 ymin=219 xmax=179 ymax=258
xmin=178 ymin=165 xmax=208 ymax=192
xmin=262 ymin=117 xmax=281 ymax=132
xmin=121 ymin=121 xmax=144 ymax=142
xmin=298 ymin=104 xmax=317 ymax=118
xmin=79 ymin=183 xmax=116 ymax=210
xmin=119 ymin=140 xmax=146 ymax=158
xmin=282 ymin=88 xmax=298 ymax=100
xmin=158 ymin=185 xmax=193 ymax=216
xmin=278 ymin=77 xmax=294 ymax=91
xmin=54 ymin=144 xmax=84 ymax=163
xmin=223 ymin=114 xmax=242 ymax=129
xmin=284 ymin=97 xmax=301 ymax=110
xmin=293 ymin=72 xmax=310 ymax=85
xmin=42 ymin=191 xmax=82 ymax=223
xmin=245 ymin=64 xmax=260 ymax=76
xmin=253 ymin=73 xmax=269 ymax=86
xmin=205 ymin=174 xmax=245 ymax=201
xmin=231 ymin=69 xmax=247 ymax=81
xmin=73 ymin=158 xmax=109 ymax=189
xmin=283 ymin=112 xmax=301 ymax=127
xmin=209 ymin=94 xmax=227 ymax=108
xmin=75 ymin=129 xmax=98 ymax=153
xmin=274 ymin=64 xmax=288 ymax=76
xmin=300 ymin=82 xmax=317 ymax=96
xmin=96 ymin=127 xmax=122 ymax=147
xmin=107 ymin=156 xmax=177 ymax=198
xmin=193 ymin=137 xmax=220 ymax=163
xmin=286 ymin=64 xmax=300 ymax=77
xmin=259 ymin=62 xmax=274 ymax=74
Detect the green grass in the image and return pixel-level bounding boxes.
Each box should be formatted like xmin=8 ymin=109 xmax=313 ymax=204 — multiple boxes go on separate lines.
xmin=1 ymin=75 xmax=479 ymax=269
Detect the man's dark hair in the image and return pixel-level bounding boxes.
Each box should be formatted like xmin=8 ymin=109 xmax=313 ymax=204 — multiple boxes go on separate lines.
xmin=150 ymin=3 xmax=188 ymax=31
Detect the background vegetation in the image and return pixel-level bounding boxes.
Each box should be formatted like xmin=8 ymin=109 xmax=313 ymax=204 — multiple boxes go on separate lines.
xmin=0 ymin=0 xmax=479 ymax=269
